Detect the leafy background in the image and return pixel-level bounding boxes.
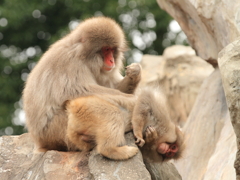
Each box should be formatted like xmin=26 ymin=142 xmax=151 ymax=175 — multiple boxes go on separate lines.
xmin=0 ymin=0 xmax=187 ymax=135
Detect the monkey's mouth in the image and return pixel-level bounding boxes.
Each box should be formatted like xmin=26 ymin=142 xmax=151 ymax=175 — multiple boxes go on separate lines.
xmin=102 ymin=65 xmax=115 ymax=71
xmin=157 ymin=143 xmax=169 ymax=154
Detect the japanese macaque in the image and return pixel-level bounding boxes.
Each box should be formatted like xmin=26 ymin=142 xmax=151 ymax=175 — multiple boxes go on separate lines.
xmin=65 ymin=87 xmax=185 ymax=161
xmin=23 ymin=16 xmax=141 ymax=151
xmin=66 ymin=94 xmax=137 ymax=160
xmin=132 ymin=88 xmax=185 ymax=162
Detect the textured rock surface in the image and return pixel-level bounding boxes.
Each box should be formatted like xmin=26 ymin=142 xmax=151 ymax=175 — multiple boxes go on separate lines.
xmin=0 ymin=132 xmax=182 ymax=180
xmin=0 ymin=133 xmax=92 ymax=180
xmin=157 ymin=0 xmax=240 ymax=65
xmin=218 ymin=38 xmax=240 ymax=179
xmin=144 ymin=161 xmax=182 ymax=180
xmin=140 ymin=45 xmax=213 ymax=125
xmin=156 ymin=1 xmax=240 ymax=179
xmin=174 ymin=69 xmax=237 ymax=180
xmin=88 ymin=133 xmax=151 ymax=180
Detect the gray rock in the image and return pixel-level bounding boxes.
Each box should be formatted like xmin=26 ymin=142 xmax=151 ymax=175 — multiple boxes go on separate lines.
xmin=219 ymin=38 xmax=240 ymax=179
xmin=157 ymin=0 xmax=240 ymax=65
xmin=0 ymin=132 xmax=182 ymax=180
xmin=174 ymin=69 xmax=236 ymax=180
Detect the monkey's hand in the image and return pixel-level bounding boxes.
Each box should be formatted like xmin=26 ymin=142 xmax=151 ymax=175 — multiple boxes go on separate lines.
xmin=145 ymin=126 xmax=158 ymax=143
xmin=125 ymin=63 xmax=141 ymax=81
xmin=135 ymin=136 xmax=145 ymax=147
xmin=117 ymin=63 xmax=141 ymax=94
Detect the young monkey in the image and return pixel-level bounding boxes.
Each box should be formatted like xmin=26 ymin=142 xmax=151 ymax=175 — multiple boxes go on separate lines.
xmin=132 ymin=88 xmax=185 ymax=162
xmin=65 ymin=87 xmax=185 ymax=161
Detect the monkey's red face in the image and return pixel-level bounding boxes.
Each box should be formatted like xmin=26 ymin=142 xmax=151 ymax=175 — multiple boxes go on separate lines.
xmin=157 ymin=142 xmax=179 ymax=158
xmin=102 ymin=47 xmax=115 ymax=72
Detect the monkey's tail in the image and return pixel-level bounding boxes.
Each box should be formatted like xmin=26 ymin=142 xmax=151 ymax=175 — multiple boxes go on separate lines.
xmin=98 ymin=145 xmax=138 ymax=160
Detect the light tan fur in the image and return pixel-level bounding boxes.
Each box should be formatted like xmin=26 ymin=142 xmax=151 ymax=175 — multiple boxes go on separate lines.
xmin=66 ymin=87 xmax=184 ymax=161
xmin=66 ymin=95 xmax=138 ymax=160
xmin=132 ymin=87 xmax=185 ymax=162
xmin=23 ymin=17 xmax=141 ymax=151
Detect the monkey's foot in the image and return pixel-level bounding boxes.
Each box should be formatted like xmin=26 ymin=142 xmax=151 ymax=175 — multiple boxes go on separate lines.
xmin=124 ymin=146 xmax=139 ymax=159
xmin=100 ymin=146 xmax=138 ymax=160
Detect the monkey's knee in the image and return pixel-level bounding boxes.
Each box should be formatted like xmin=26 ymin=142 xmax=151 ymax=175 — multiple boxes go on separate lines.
xmin=67 ymin=131 xmax=94 ymax=151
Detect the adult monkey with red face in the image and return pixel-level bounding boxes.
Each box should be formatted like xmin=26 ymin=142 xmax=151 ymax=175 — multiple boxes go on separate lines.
xmin=23 ymin=17 xmax=141 ymax=151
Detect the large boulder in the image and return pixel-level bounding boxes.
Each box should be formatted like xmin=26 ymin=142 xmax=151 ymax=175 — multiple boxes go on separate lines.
xmin=174 ymin=69 xmax=236 ymax=180
xmin=0 ymin=132 xmax=182 ymax=180
xmin=219 ymin=38 xmax=240 ymax=179
xmin=157 ymin=0 xmax=240 ymax=178
xmin=157 ymin=0 xmax=240 ymax=65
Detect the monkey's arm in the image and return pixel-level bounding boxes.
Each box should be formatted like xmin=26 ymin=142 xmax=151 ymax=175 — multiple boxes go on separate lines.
xmin=88 ymin=84 xmax=134 ymax=97
xmin=132 ymin=100 xmax=149 ymax=147
xmin=117 ymin=63 xmax=141 ymax=94
xmin=132 ymin=115 xmax=145 ymax=147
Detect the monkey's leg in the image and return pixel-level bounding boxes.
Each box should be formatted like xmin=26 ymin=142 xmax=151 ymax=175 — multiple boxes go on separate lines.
xmin=132 ymin=99 xmax=149 ymax=147
xmin=67 ymin=115 xmax=95 ymax=151
xmin=96 ymin=117 xmax=138 ymax=160
xmin=67 ymin=127 xmax=95 ymax=151
xmin=34 ymin=112 xmax=69 ymax=151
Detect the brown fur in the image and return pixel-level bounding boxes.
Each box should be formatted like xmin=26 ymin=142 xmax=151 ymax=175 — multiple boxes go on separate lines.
xmin=66 ymin=87 xmax=184 ymax=161
xmin=23 ymin=17 xmax=141 ymax=151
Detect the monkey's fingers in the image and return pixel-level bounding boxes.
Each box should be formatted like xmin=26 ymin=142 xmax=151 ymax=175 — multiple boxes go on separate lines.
xmin=146 ymin=126 xmax=155 ymax=136
xmin=135 ymin=138 xmax=145 ymax=147
xmin=145 ymin=126 xmax=158 ymax=141
xmin=125 ymin=63 xmax=141 ymax=78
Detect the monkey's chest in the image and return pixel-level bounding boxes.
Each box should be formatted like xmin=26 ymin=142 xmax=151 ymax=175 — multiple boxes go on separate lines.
xmin=96 ymin=74 xmax=116 ymax=88
xmin=98 ymin=80 xmax=115 ymax=89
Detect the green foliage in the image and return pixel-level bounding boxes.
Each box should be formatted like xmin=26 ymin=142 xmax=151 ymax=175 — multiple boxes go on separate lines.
xmin=0 ymin=0 xmax=173 ymax=135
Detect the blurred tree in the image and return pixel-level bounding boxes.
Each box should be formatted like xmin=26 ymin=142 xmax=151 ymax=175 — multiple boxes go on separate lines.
xmin=0 ymin=0 xmax=174 ymax=135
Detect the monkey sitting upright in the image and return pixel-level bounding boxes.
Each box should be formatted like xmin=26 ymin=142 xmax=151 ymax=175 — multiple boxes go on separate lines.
xmin=23 ymin=16 xmax=141 ymax=151
xmin=65 ymin=87 xmax=185 ymax=161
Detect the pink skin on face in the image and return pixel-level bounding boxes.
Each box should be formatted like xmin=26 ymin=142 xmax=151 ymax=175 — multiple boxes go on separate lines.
xmin=157 ymin=143 xmax=179 ymax=158
xmin=102 ymin=47 xmax=115 ymax=71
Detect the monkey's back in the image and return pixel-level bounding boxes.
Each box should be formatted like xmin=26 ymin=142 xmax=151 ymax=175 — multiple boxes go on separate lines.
xmin=66 ymin=95 xmax=123 ymax=135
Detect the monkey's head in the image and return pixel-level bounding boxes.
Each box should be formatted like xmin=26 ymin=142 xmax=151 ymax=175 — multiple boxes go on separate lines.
xmin=75 ymin=17 xmax=128 ymax=73
xmin=157 ymin=126 xmax=185 ymax=161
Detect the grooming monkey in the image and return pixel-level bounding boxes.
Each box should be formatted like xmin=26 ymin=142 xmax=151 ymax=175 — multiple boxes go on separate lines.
xmin=23 ymin=17 xmax=141 ymax=151
xmin=65 ymin=87 xmax=185 ymax=161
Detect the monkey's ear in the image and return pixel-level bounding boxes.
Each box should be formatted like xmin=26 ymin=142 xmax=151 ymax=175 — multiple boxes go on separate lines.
xmin=62 ymin=100 xmax=70 ymax=110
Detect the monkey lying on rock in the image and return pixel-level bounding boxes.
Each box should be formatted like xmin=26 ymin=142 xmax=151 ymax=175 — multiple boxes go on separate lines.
xmin=66 ymin=87 xmax=185 ymax=161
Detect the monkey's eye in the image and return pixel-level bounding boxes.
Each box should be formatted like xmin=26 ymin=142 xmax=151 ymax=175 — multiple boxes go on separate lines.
xmin=171 ymin=145 xmax=177 ymax=150
xmin=165 ymin=152 xmax=174 ymax=158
